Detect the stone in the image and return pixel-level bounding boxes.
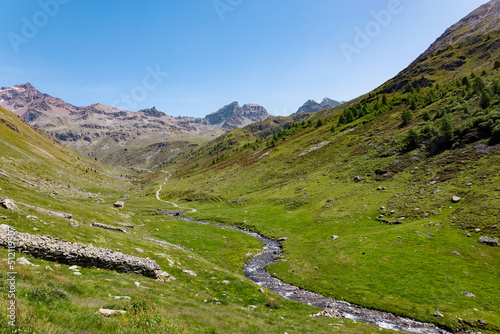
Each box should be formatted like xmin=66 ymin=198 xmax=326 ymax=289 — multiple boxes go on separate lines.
xmin=462 ymin=292 xmax=475 ymax=298
xmin=425 ymin=233 xmax=436 ymax=237
xmin=92 ymin=222 xmax=126 ymax=233
xmin=327 ymin=199 xmax=334 ymax=203
xmin=134 ymin=248 xmax=144 ymax=253
xmin=1 ymin=216 xmax=7 ymax=219
xmin=113 ymin=201 xmax=125 ymax=208
xmin=0 ymin=199 xmax=17 ymax=210
xmin=68 ymin=265 xmax=79 ymax=271
xmin=478 ymin=236 xmax=499 ymax=247
xmin=451 ymin=251 xmax=460 ymax=256
xmin=97 ymin=309 xmax=127 ymax=317
xmin=478 ymin=319 xmax=486 ymax=326
xmin=354 ymin=176 xmax=363 ymax=182
xmin=332 ymin=235 xmax=339 ymax=241
xmin=452 ymin=196 xmax=461 ymax=203
xmin=0 ymin=228 xmax=165 ymax=279
xmin=433 ymin=311 xmax=444 ymax=318
xmin=377 ymin=187 xmax=387 ymax=191
xmin=183 ymin=269 xmax=197 ymax=277
xmin=17 ymin=257 xmax=39 ymax=267
xmin=73 ymin=272 xmax=82 ymax=276
xmin=475 ymin=228 xmax=481 ymax=233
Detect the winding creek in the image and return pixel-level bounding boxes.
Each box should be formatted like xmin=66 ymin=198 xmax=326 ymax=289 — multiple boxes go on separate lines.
xmin=171 ymin=215 xmax=451 ymax=334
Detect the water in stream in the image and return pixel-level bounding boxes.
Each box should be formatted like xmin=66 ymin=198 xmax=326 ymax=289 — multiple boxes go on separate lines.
xmin=171 ymin=215 xmax=451 ymax=334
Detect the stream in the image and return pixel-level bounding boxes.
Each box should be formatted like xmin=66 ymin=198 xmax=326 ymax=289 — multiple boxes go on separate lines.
xmin=171 ymin=215 xmax=451 ymax=334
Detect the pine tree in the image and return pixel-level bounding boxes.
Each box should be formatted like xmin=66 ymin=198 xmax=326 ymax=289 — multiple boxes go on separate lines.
xmin=480 ymin=91 xmax=491 ymax=109
xmin=440 ymin=113 xmax=453 ymax=138
xmin=402 ymin=109 xmax=413 ymax=126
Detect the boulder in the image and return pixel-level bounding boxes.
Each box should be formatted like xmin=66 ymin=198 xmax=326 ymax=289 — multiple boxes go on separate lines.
xmin=478 ymin=236 xmax=499 ymax=247
xmin=433 ymin=311 xmax=444 ymax=318
xmin=0 ymin=199 xmax=17 ymax=210
xmin=113 ymin=201 xmax=125 ymax=208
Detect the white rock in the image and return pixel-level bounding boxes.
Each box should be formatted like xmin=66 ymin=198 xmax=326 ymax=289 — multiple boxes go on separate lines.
xmin=0 ymin=199 xmax=17 ymax=210
xmin=97 ymin=309 xmax=126 ymax=317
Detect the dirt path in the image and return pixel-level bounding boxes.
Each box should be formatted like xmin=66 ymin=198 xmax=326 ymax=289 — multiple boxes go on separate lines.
xmin=155 ymin=172 xmax=196 ymax=213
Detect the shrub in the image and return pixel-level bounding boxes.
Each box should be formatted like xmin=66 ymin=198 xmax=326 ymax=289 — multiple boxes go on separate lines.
xmin=494 ymin=59 xmax=500 ymax=70
xmin=404 ymin=128 xmax=420 ymax=150
xmin=422 ymin=110 xmax=431 ymax=121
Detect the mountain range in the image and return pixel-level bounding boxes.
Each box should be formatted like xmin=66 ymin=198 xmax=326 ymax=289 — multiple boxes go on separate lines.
xmin=0 ymin=83 xmax=274 ymax=167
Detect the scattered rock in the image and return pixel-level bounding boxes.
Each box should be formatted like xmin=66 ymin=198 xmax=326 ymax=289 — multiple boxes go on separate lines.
xmin=433 ymin=311 xmax=444 ymax=318
xmin=0 ymin=199 xmax=17 ymax=210
xmin=113 ymin=201 xmax=125 ymax=208
xmin=17 ymin=257 xmax=39 ymax=267
xmin=222 ymin=280 xmax=230 ymax=284
xmin=377 ymin=187 xmax=387 ymax=191
xmin=332 ymin=235 xmax=339 ymax=241
xmin=478 ymin=236 xmax=498 ymax=247
xmin=475 ymin=228 xmax=481 ymax=233
xmin=354 ymin=176 xmax=363 ymax=182
xmin=451 ymin=251 xmax=460 ymax=256
xmin=425 ymin=233 xmax=436 ymax=237
xmin=134 ymin=281 xmax=141 ymax=287
xmin=73 ymin=272 xmax=82 ymax=276
xmin=327 ymin=198 xmax=334 ymax=203
xmin=26 ymin=215 xmax=38 ymax=220
xmin=310 ymin=309 xmax=341 ymax=318
xmin=134 ymin=248 xmax=144 ymax=253
xmin=0 ymin=216 xmax=7 ymax=219
xmin=97 ymin=309 xmax=127 ymax=317
xmin=452 ymin=196 xmax=461 ymax=203
xmin=232 ymin=196 xmax=247 ymax=203
xmin=109 ymin=295 xmax=131 ymax=299
xmin=71 ymin=220 xmax=79 ymax=227
xmin=183 ymin=269 xmax=196 ymax=277
xmin=92 ymin=222 xmax=126 ymax=233
xmin=462 ymin=292 xmax=475 ymax=298
xmin=116 ymin=222 xmax=134 ymax=228
xmin=432 ymin=190 xmax=441 ymax=194
xmin=376 ymin=218 xmax=403 ymax=225
xmin=68 ymin=265 xmax=79 ymax=271
xmin=278 ymin=237 xmax=288 ymax=242
xmin=478 ymin=319 xmax=486 ymax=326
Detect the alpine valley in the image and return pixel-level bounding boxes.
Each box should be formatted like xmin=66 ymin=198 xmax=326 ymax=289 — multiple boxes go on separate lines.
xmin=0 ymin=1 xmax=499 ymax=334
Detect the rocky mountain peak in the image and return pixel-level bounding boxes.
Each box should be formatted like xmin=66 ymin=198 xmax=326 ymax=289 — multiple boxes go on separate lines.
xmin=295 ymin=98 xmax=341 ymax=114
xmin=205 ymin=102 xmax=273 ymax=130
xmin=138 ymin=106 xmax=166 ymax=118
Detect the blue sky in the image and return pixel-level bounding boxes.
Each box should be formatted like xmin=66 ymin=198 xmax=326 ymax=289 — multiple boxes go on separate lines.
xmin=0 ymin=0 xmax=490 ymax=117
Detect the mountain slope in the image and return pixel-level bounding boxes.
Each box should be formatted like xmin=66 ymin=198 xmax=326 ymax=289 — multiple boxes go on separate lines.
xmin=156 ymin=2 xmax=500 ymax=333
xmin=0 ymin=84 xmax=272 ymax=168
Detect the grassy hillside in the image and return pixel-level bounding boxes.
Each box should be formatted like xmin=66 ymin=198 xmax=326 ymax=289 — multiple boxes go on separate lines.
xmin=0 ymin=103 xmax=391 ymax=332
xmin=154 ymin=8 xmax=500 ymax=333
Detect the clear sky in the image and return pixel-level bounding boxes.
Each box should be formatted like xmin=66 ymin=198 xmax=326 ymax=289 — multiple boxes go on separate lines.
xmin=0 ymin=0 xmax=490 ymax=117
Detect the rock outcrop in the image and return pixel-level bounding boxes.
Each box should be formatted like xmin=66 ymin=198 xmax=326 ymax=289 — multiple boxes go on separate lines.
xmin=0 ymin=225 xmax=168 ymax=279
xmin=294 ymin=98 xmax=342 ymax=114
xmin=0 ymin=199 xmax=17 ymax=210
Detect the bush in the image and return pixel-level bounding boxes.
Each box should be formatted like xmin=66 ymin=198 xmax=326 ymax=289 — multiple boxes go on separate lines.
xmin=404 ymin=128 xmax=420 ymax=150
xmin=422 ymin=110 xmax=431 ymax=121
xmin=494 ymin=59 xmax=500 ymax=70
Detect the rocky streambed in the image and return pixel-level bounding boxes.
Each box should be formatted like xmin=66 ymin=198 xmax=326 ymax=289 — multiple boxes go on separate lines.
xmin=172 ymin=215 xmax=451 ymax=334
